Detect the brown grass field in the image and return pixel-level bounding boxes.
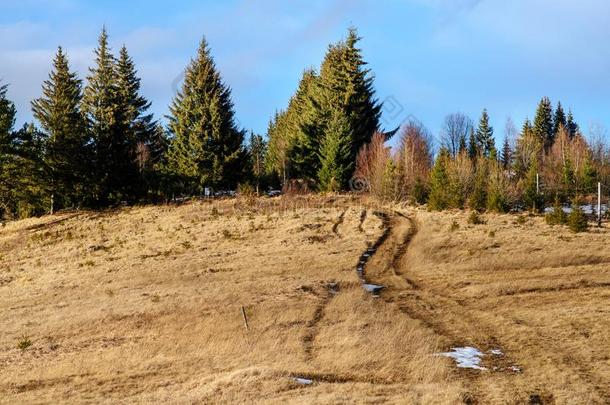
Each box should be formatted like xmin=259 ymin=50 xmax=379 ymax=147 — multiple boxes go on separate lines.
xmin=0 ymin=196 xmax=608 ymax=404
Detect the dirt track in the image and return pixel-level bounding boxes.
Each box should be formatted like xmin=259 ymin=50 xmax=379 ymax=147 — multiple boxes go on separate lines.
xmin=364 ymin=210 xmax=610 ymax=404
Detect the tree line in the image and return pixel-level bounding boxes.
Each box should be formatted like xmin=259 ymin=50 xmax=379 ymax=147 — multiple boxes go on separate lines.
xmin=357 ymin=99 xmax=609 ymax=213
xmin=0 ymin=29 xmax=250 ymax=218
xmin=1 ymin=27 xmax=609 ymax=219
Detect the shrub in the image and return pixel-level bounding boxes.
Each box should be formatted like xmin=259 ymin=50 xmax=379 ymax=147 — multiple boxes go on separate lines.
xmin=18 ymin=335 xmax=32 ymax=351
xmin=568 ymin=200 xmax=588 ymax=233
xmin=467 ymin=211 xmax=486 ymax=225
xmin=515 ymin=215 xmax=528 ymax=225
xmin=449 ymin=220 xmax=460 ymax=232
xmin=545 ymin=196 xmax=567 ymax=226
xmin=238 ymin=183 xmax=257 ymax=206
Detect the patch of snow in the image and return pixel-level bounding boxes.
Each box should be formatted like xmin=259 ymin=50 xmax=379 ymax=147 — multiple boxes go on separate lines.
xmin=363 ymin=284 xmax=384 ymax=294
xmin=544 ymin=204 xmax=608 ymax=215
xmin=509 ymin=366 xmax=522 ymax=373
xmin=293 ymin=377 xmax=313 ymax=385
xmin=489 ymin=349 xmax=504 ymax=356
xmin=437 ymin=347 xmax=487 ymax=370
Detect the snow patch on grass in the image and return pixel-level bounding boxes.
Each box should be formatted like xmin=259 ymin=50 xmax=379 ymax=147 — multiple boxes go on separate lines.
xmin=437 ymin=347 xmax=486 ymax=370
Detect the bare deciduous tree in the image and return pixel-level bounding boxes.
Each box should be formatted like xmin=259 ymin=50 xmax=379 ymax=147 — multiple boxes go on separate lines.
xmin=440 ymin=113 xmax=472 ymax=157
xmin=354 ymin=131 xmax=391 ymax=197
xmin=397 ymin=120 xmax=433 ymax=201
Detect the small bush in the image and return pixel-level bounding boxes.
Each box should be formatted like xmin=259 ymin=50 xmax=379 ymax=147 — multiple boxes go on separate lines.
xmin=222 ymin=229 xmax=233 ymax=239
xmin=545 ymin=196 xmax=567 ymax=226
xmin=568 ymin=200 xmax=588 ymax=233
xmin=238 ymin=183 xmax=257 ymax=205
xmin=18 ymin=335 xmax=32 ymax=351
xmin=449 ymin=220 xmax=460 ymax=232
xmin=515 ymin=215 xmax=528 ymax=225
xmin=467 ymin=211 xmax=486 ymax=225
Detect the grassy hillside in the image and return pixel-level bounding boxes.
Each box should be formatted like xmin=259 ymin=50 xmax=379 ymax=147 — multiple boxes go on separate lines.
xmin=1 ymin=197 xmax=608 ymax=404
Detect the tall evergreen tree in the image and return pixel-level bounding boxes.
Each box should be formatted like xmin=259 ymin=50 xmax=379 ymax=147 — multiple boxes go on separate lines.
xmin=116 ymin=45 xmax=157 ymax=196
xmin=286 ymin=69 xmax=320 ymax=179
xmin=0 ymin=86 xmax=47 ymax=218
xmin=317 ymin=110 xmax=354 ymax=192
xmin=293 ymin=28 xmax=382 ymax=184
xmin=458 ymin=134 xmax=467 ymax=154
xmin=247 ymin=131 xmax=266 ymax=194
xmin=475 ymin=109 xmax=494 ymax=157
xmin=341 ymin=28 xmax=382 ymax=152
xmin=32 ymin=47 xmax=90 ymax=209
xmin=533 ymin=97 xmax=554 ymax=151
xmin=166 ymin=37 xmax=246 ymax=193
xmin=116 ymin=46 xmax=156 ymax=148
xmin=0 ymin=83 xmax=15 ymax=142
xmin=82 ymin=28 xmax=133 ymax=204
xmin=566 ymin=110 xmax=579 ymax=140
xmin=468 ymin=127 xmax=478 ymax=160
xmin=500 ymin=135 xmax=513 ymax=170
xmin=552 ymin=101 xmax=566 ymax=136
xmin=265 ymin=110 xmax=290 ymax=184
xmin=0 ymin=82 xmax=18 ymax=217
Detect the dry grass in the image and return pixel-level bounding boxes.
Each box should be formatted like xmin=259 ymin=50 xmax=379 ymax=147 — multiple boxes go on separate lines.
xmin=382 ymin=208 xmax=610 ymax=404
xmin=1 ymin=198 xmax=608 ymax=404
xmin=0 ymin=198 xmax=457 ymax=404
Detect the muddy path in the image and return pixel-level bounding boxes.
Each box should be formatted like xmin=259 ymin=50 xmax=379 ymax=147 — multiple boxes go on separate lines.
xmin=360 ymin=210 xmax=609 ymax=404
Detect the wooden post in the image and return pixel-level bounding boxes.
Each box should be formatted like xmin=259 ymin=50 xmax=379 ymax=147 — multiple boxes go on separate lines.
xmin=598 ymin=182 xmax=602 ymax=227
xmin=241 ymin=306 xmax=249 ymax=331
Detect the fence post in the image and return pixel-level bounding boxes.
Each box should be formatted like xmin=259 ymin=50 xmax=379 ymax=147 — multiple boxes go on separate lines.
xmin=241 ymin=306 xmax=249 ymax=331
xmin=598 ymin=182 xmax=602 ymax=227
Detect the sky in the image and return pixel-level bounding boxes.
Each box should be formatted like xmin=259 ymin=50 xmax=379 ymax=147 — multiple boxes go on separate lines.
xmin=2 ymin=0 xmax=610 ymax=147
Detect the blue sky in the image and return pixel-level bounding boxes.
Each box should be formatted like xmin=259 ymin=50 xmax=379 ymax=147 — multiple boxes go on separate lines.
xmin=2 ymin=0 xmax=610 ymax=146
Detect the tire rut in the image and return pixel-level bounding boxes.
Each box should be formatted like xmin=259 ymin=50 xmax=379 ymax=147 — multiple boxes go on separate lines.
xmin=301 ymin=283 xmax=339 ymax=362
xmin=332 ymin=209 xmax=347 ymax=234
xmin=364 ymin=211 xmax=609 ymax=403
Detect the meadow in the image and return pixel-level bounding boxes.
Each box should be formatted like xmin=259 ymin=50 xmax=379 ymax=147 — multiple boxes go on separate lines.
xmin=1 ymin=196 xmax=608 ymax=404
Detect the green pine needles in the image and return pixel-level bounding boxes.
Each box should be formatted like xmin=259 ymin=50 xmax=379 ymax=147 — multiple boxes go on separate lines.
xmin=165 ymin=37 xmax=246 ymax=194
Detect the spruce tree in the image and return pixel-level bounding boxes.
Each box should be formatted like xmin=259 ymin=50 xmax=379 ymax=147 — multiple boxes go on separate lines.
xmin=0 ymin=86 xmax=47 ymax=218
xmin=468 ymin=127 xmax=478 ymax=160
xmin=568 ymin=198 xmax=588 ymax=233
xmin=552 ymin=101 xmax=566 ymax=136
xmin=523 ymin=159 xmax=543 ymax=212
xmin=0 ymin=82 xmax=18 ymax=217
xmin=116 ymin=45 xmax=157 ymax=197
xmin=533 ymin=97 xmax=554 ymax=151
xmin=166 ymin=37 xmax=246 ymax=193
xmin=566 ymin=110 xmax=579 ymax=140
xmin=342 ymin=28 xmax=382 ymax=152
xmin=317 ymin=110 xmax=353 ymax=192
xmin=0 ymin=83 xmax=15 ymax=142
xmin=500 ymin=135 xmax=512 ymax=170
xmin=295 ymin=28 xmax=382 ymax=185
xmin=469 ymin=159 xmax=488 ymax=212
xmin=475 ymin=109 xmax=494 ymax=158
xmin=248 ymin=132 xmax=267 ymax=194
xmin=427 ymin=148 xmax=451 ymax=210
xmin=458 ymin=134 xmax=467 ymax=154
xmin=82 ymin=28 xmax=132 ymax=204
xmin=286 ymin=69 xmax=320 ymax=179
xmin=265 ymin=110 xmax=291 ymax=183
xmin=32 ymin=47 xmax=90 ymax=209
